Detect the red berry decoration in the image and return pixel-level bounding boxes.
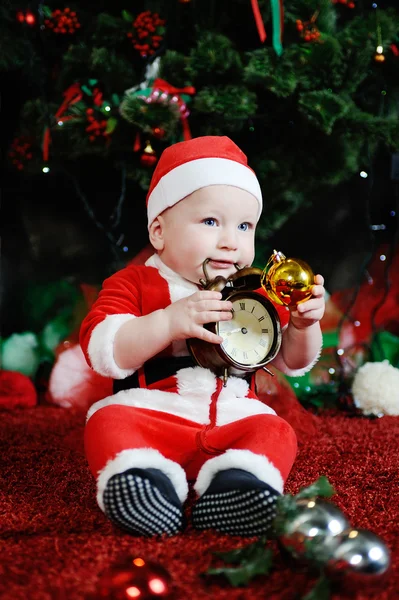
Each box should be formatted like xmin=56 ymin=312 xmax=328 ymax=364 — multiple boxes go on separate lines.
xmin=152 ymin=126 xmax=165 ymax=139
xmin=127 ymin=10 xmax=166 ymax=57
xmin=296 ymin=12 xmax=321 ymax=43
xmin=44 ymin=7 xmax=81 ymax=35
xmin=8 ymin=136 xmax=35 ymax=170
xmin=85 ymin=109 xmax=110 ymax=143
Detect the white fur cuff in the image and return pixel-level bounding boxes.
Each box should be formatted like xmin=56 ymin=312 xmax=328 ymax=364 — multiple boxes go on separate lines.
xmin=194 ymin=449 xmax=284 ymax=497
xmin=273 ymin=345 xmax=322 ymax=378
xmin=87 ymin=313 xmax=140 ymax=379
xmin=96 ymin=448 xmax=189 ymax=511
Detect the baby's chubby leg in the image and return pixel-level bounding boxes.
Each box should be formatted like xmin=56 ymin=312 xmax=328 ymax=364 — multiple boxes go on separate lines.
xmin=85 ymin=404 xmax=198 ymax=537
xmin=192 ymin=414 xmax=297 ymax=537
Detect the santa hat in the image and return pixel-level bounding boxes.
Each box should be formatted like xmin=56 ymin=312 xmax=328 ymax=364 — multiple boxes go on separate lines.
xmin=146 ymin=135 xmax=262 ymax=227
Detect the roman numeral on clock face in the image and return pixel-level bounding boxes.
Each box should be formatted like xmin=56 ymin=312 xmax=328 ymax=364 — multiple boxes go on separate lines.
xmin=262 ymin=328 xmax=269 ymax=333
xmin=240 ymin=302 xmax=245 ymax=310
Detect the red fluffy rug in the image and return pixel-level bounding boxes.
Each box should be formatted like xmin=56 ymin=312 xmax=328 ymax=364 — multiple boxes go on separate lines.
xmin=0 ymin=405 xmax=398 ymax=600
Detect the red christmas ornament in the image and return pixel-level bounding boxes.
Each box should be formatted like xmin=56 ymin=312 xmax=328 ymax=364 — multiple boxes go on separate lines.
xmin=140 ymin=141 xmax=158 ymax=167
xmin=127 ymin=10 xmax=166 ymax=57
xmin=44 ymin=7 xmax=80 ymax=34
xmin=96 ymin=556 xmax=172 ymax=599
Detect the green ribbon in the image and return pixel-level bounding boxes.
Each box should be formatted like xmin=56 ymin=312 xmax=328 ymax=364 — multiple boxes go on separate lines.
xmin=270 ymin=0 xmax=283 ymax=56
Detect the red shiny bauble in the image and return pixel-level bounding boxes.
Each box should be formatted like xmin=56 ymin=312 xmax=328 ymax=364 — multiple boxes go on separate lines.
xmin=95 ymin=556 xmax=172 ymax=599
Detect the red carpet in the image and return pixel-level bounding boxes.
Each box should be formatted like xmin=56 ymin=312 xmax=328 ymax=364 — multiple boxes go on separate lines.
xmin=1 ymin=406 xmax=398 ymax=599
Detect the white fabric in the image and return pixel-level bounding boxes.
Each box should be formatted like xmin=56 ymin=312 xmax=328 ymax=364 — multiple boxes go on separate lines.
xmin=96 ymin=448 xmax=189 ymax=510
xmin=147 ymin=157 xmax=262 ymax=226
xmin=87 ymin=313 xmax=139 ymax=379
xmin=194 ymin=449 xmax=284 ymax=497
xmin=86 ymin=366 xmax=277 ymax=426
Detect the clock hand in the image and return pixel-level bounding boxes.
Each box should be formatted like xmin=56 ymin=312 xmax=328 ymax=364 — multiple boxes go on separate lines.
xmin=224 ymin=328 xmax=245 ymax=335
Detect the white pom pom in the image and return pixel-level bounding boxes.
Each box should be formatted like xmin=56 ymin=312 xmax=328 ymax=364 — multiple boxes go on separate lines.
xmin=351 ymin=360 xmax=399 ymax=417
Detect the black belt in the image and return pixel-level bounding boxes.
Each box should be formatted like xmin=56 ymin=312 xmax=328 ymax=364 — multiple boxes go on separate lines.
xmin=113 ymin=356 xmax=197 ymax=393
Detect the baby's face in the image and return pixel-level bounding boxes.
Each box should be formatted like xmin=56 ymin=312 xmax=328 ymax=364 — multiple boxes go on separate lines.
xmin=152 ymin=185 xmax=259 ymax=285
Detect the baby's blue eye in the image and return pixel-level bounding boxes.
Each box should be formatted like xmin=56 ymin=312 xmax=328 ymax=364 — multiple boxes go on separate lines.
xmin=203 ymin=218 xmax=217 ymax=226
xmin=238 ymin=222 xmax=249 ymax=231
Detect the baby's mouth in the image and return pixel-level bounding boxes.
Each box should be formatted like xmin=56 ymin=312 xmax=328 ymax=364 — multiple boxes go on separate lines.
xmin=209 ymin=259 xmax=235 ymax=269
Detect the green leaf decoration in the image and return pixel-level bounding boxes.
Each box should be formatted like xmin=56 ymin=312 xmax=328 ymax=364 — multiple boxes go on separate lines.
xmin=41 ymin=5 xmax=52 ymax=18
xmin=206 ymin=544 xmax=273 ymax=587
xmin=302 ymin=573 xmax=331 ymax=600
xmin=213 ymin=537 xmax=267 ymax=564
xmin=122 ymin=10 xmax=134 ymax=22
xmin=295 ymin=476 xmax=336 ymax=500
xmin=298 ymin=91 xmax=352 ymax=135
xmin=105 ymin=117 xmax=118 ymax=134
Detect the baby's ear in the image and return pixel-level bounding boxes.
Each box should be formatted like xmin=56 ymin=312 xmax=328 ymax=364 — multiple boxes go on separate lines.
xmin=148 ymin=216 xmax=165 ymax=251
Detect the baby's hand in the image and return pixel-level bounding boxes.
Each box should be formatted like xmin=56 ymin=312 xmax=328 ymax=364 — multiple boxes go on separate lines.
xmin=165 ymin=290 xmax=233 ymax=344
xmin=289 ymin=274 xmax=325 ymax=330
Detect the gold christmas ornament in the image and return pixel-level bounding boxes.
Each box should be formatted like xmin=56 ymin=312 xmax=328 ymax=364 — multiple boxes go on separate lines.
xmin=261 ymin=250 xmax=315 ymax=307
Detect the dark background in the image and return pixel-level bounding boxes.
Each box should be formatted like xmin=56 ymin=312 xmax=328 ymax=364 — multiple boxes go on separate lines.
xmin=2 ymin=0 xmax=399 ymax=338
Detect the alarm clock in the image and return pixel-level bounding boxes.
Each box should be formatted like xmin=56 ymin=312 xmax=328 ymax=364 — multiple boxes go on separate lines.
xmin=187 ymin=259 xmax=282 ymax=383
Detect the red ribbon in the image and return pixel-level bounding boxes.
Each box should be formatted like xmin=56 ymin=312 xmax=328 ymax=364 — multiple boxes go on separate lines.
xmin=153 ymin=78 xmax=196 ymax=140
xmin=251 ymin=1 xmax=285 ymax=50
xmin=251 ymin=0 xmax=266 ymax=43
xmin=43 ymin=83 xmax=83 ymax=162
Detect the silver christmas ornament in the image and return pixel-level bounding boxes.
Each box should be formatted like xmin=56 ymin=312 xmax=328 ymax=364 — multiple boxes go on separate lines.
xmin=279 ymin=498 xmax=350 ymax=564
xmin=327 ymin=528 xmax=391 ymax=577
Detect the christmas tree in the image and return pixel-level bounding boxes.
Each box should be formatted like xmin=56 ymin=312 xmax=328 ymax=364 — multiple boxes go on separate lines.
xmin=2 ymin=0 xmax=399 ymax=348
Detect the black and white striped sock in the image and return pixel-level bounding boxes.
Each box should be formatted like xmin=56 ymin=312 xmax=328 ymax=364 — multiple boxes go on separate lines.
xmin=103 ymin=468 xmax=184 ymax=537
xmin=192 ymin=468 xmax=280 ymax=537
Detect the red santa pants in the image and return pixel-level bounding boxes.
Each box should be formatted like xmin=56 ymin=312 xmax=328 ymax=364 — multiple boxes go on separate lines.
xmin=85 ymin=404 xmax=297 ymax=485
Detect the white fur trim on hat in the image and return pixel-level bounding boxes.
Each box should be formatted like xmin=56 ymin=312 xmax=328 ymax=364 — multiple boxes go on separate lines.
xmin=147 ymin=157 xmax=262 ymax=227
xmin=194 ymin=449 xmax=284 ymax=497
xmin=87 ymin=313 xmax=140 ymax=379
xmin=96 ymin=448 xmax=189 ymax=511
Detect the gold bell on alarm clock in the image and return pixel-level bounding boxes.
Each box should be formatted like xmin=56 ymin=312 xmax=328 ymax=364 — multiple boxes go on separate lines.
xmin=261 ymin=250 xmax=315 ymax=308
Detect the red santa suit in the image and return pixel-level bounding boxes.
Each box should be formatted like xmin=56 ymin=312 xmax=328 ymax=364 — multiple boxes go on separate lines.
xmin=80 ymin=253 xmax=316 ymax=513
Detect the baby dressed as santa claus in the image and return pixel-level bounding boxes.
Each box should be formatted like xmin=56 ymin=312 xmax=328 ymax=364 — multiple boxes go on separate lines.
xmin=80 ymin=136 xmax=325 ymax=538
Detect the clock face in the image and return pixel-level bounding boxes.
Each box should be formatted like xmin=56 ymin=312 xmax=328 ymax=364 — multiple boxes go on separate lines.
xmin=217 ymin=296 xmax=275 ymax=366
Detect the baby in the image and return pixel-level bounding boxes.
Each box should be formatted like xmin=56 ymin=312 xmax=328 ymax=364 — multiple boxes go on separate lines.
xmin=80 ymin=135 xmax=325 ymax=538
